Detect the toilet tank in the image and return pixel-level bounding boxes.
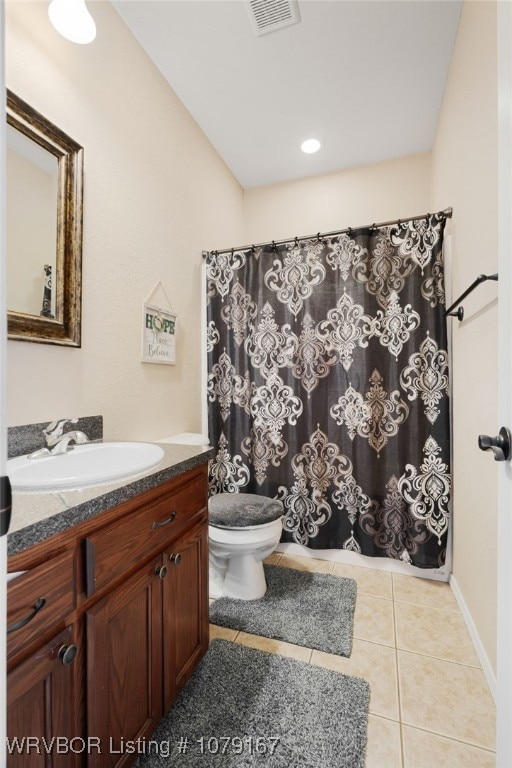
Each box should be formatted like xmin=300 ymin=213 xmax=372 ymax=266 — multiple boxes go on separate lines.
xmin=157 ymin=432 xmax=210 ymax=447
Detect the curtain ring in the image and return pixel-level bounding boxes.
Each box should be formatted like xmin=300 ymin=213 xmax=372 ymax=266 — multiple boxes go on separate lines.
xmin=251 ymin=244 xmax=255 ymax=254
xmin=347 ymin=227 xmax=352 ymax=237
xmin=294 ymin=236 xmax=299 ymax=247
xmin=272 ymin=240 xmax=277 ymax=251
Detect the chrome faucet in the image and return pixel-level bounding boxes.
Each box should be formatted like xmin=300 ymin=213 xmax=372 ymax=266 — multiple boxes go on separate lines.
xmin=46 ymin=429 xmax=90 ymax=455
xmin=44 ymin=418 xmax=79 ymax=446
xmin=29 ymin=418 xmax=90 ymax=459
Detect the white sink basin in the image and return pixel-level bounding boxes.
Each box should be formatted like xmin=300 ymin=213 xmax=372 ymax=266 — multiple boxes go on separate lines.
xmin=8 ymin=442 xmax=165 ymax=491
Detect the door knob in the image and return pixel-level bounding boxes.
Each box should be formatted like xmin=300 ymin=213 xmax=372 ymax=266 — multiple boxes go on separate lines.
xmin=478 ymin=427 xmax=512 ymax=461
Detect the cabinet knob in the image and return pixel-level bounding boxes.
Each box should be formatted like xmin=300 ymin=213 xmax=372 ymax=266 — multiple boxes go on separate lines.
xmin=155 ymin=565 xmax=168 ymax=580
xmin=58 ymin=644 xmax=78 ymax=666
xmin=169 ymin=553 xmax=182 ymax=566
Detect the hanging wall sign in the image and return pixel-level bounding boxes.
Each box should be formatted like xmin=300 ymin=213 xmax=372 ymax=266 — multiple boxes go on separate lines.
xmin=142 ymin=282 xmax=177 ymax=365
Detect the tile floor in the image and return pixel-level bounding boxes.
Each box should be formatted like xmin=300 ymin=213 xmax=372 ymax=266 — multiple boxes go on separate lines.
xmin=209 ymin=553 xmax=496 ymax=768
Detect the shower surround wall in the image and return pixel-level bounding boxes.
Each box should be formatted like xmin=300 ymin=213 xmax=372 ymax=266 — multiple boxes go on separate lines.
xmin=206 ymin=213 xmax=451 ymax=572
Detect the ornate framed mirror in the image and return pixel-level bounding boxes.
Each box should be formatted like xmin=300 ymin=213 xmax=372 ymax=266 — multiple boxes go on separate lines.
xmin=6 ymin=90 xmax=83 ymax=346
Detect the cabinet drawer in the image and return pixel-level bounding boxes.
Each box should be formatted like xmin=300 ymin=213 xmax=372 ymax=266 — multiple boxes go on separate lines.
xmin=85 ymin=478 xmax=206 ymax=595
xmin=7 ymin=549 xmax=76 ymax=661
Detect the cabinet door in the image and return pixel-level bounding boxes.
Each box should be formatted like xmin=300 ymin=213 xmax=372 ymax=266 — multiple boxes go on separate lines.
xmin=7 ymin=625 xmax=81 ymax=768
xmin=163 ymin=519 xmax=209 ymax=712
xmin=86 ymin=557 xmax=163 ymax=768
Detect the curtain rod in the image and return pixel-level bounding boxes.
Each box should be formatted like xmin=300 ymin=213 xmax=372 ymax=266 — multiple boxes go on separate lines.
xmin=202 ymin=207 xmax=453 ymax=259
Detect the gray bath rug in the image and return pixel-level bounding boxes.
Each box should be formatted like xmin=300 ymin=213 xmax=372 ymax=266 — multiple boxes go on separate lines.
xmin=209 ymin=564 xmax=357 ymax=656
xmin=136 ymin=639 xmax=369 ymax=768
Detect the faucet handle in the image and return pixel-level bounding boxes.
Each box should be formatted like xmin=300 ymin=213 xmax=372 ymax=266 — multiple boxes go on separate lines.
xmin=43 ymin=418 xmax=78 ymax=438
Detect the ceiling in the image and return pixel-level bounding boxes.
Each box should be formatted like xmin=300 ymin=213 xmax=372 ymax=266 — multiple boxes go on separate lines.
xmin=113 ymin=0 xmax=463 ymax=190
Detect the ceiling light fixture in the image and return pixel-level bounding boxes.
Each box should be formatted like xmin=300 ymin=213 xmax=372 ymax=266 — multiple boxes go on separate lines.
xmin=48 ymin=0 xmax=97 ymax=44
xmin=301 ymin=138 xmax=321 ymax=154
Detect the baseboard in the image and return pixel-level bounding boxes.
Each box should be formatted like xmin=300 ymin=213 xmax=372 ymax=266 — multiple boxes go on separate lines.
xmin=276 ymin=542 xmax=450 ymax=582
xmin=449 ymin=574 xmax=497 ymax=703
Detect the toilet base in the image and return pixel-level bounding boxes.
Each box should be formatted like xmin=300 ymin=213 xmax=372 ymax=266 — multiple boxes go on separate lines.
xmin=208 ymin=517 xmax=282 ymax=601
xmin=209 ymin=556 xmax=268 ymax=600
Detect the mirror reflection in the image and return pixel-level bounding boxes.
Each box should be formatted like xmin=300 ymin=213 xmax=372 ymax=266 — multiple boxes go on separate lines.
xmin=6 ymin=124 xmax=58 ymax=318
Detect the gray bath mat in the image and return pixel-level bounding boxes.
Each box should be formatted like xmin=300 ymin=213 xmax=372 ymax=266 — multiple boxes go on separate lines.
xmin=209 ymin=564 xmax=357 ymax=656
xmin=136 ymin=639 xmax=369 ymax=767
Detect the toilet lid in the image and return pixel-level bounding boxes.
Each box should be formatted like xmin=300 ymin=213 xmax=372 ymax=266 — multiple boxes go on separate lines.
xmin=208 ymin=493 xmax=283 ymax=529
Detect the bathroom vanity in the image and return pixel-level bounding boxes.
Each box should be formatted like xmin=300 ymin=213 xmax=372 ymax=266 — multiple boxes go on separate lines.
xmin=6 ymin=443 xmax=211 ymax=768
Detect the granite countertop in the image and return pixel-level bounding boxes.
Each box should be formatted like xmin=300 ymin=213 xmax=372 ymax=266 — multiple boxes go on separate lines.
xmin=8 ymin=442 xmax=213 ymax=558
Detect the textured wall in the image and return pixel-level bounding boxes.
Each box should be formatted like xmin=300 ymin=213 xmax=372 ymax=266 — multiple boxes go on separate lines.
xmin=431 ymin=0 xmax=498 ymax=675
xmin=244 ymin=153 xmax=431 ymax=243
xmin=5 ymin=0 xmax=244 ymax=440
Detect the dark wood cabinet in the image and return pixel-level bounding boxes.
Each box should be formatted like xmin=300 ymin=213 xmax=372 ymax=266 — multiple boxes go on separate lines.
xmin=7 ymin=625 xmax=81 ymax=768
xmin=7 ymin=463 xmax=209 ymax=768
xmin=163 ymin=520 xmax=209 ymax=711
xmin=87 ymin=556 xmax=163 ymax=768
xmin=87 ymin=521 xmax=209 ymax=768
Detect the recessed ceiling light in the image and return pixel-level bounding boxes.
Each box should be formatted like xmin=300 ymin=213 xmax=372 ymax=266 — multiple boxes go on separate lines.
xmin=301 ymin=138 xmax=321 ymax=154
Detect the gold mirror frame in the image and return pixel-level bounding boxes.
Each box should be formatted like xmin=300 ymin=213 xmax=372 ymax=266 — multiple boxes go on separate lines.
xmin=6 ymin=90 xmax=83 ymax=346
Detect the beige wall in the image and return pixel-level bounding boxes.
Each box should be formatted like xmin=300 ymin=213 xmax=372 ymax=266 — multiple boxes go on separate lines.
xmin=5 ymin=0 xmax=244 ymax=439
xmin=245 ymin=152 xmax=431 ymax=243
xmin=7 ymin=144 xmax=57 ymax=315
xmin=431 ymin=0 xmax=498 ymax=674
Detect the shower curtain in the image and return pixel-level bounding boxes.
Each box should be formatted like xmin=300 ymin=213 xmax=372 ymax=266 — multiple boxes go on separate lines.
xmin=205 ymin=212 xmax=450 ymax=569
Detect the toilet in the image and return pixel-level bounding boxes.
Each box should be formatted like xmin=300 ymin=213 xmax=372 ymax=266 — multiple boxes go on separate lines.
xmin=208 ymin=493 xmax=283 ymax=600
xmin=159 ymin=433 xmax=283 ymax=600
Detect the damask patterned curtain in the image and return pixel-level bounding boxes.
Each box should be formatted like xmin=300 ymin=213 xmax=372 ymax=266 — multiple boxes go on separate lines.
xmin=206 ymin=212 xmax=450 ymax=569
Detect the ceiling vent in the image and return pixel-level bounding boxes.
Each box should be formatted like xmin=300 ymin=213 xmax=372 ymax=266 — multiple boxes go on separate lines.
xmin=246 ymin=0 xmax=300 ymax=37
